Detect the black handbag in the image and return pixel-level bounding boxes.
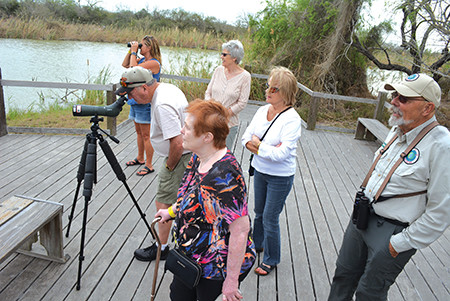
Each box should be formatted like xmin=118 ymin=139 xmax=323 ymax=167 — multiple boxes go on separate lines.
xmin=248 ymin=154 xmax=255 ymax=176
xmin=248 ymin=106 xmax=291 ymax=176
xmin=165 ymin=248 xmax=202 ymax=289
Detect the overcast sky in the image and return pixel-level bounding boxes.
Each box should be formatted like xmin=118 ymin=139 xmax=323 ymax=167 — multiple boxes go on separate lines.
xmin=81 ymin=0 xmax=267 ymax=24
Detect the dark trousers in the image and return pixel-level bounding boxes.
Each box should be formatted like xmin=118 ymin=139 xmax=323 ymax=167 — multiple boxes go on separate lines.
xmin=328 ymin=213 xmax=416 ymax=301
xmin=169 ymin=268 xmax=252 ymax=301
xmin=169 ymin=275 xmax=223 ymax=301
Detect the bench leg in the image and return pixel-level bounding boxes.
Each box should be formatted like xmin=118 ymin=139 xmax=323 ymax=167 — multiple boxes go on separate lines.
xmin=355 ymin=122 xmax=366 ymax=140
xmin=17 ymin=210 xmax=69 ymax=263
xmin=365 ymin=131 xmax=376 ymax=141
xmin=39 ymin=211 xmax=67 ymax=263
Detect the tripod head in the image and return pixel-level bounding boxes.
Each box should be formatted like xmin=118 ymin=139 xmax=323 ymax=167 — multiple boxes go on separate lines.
xmin=89 ymin=115 xmax=119 ymax=144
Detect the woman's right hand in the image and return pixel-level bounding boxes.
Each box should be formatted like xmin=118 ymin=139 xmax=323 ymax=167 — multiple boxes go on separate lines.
xmin=155 ymin=209 xmax=171 ymax=223
xmin=245 ymin=138 xmax=259 ymax=154
xmin=129 ymin=41 xmax=139 ymax=52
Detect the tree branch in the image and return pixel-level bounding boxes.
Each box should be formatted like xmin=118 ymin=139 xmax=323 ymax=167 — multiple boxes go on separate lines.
xmin=351 ymin=34 xmax=412 ymax=74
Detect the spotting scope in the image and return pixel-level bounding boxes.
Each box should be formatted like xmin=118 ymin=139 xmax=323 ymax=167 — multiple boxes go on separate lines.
xmin=72 ymin=96 xmax=127 ymax=117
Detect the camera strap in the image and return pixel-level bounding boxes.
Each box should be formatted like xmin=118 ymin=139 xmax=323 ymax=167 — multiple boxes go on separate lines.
xmin=365 ymin=121 xmax=439 ymax=203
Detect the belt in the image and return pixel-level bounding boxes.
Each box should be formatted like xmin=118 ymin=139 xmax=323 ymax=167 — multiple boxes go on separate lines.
xmin=370 ymin=207 xmax=409 ymax=228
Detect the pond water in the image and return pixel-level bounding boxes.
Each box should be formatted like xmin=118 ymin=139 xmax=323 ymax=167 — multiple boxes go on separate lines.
xmin=0 ymin=39 xmax=402 ymax=113
xmin=0 ymin=38 xmax=220 ymax=112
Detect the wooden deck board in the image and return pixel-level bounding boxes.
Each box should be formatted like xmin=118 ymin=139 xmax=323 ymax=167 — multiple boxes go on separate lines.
xmin=0 ymin=103 xmax=448 ymax=301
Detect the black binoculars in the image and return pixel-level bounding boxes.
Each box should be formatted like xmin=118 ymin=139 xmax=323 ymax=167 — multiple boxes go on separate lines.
xmin=352 ymin=190 xmax=370 ymax=230
xmin=127 ymin=42 xmax=142 ymax=48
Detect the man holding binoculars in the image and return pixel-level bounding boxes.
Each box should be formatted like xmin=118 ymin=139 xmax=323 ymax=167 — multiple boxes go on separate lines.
xmin=328 ymin=74 xmax=449 ymax=300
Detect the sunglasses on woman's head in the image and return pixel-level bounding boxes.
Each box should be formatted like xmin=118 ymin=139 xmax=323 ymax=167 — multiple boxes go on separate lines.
xmin=221 ymin=52 xmax=231 ymax=57
xmin=265 ymin=83 xmax=280 ymax=94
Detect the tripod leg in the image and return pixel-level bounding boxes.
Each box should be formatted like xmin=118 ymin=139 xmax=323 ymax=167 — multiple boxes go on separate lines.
xmin=66 ymin=135 xmax=89 ymax=238
xmin=76 ymin=135 xmax=97 ymax=290
xmin=99 ymin=137 xmax=154 ymax=237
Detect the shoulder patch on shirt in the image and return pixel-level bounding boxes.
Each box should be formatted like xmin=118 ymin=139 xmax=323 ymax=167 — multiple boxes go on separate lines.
xmin=404 ymin=148 xmax=420 ymax=164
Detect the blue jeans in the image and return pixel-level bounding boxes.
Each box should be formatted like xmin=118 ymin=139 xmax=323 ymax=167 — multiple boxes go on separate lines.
xmin=253 ymin=170 xmax=294 ymax=266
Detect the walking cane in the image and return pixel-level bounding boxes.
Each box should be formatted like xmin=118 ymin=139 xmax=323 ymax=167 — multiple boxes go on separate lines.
xmin=150 ymin=216 xmax=162 ymax=301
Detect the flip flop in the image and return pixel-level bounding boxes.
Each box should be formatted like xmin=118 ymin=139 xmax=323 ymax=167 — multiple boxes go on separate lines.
xmin=126 ymin=158 xmax=145 ymax=166
xmin=254 ymin=263 xmax=275 ymax=276
xmin=137 ymin=166 xmax=155 ymax=176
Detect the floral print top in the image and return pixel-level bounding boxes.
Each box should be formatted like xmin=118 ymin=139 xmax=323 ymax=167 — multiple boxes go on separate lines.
xmin=172 ymin=150 xmax=256 ymax=280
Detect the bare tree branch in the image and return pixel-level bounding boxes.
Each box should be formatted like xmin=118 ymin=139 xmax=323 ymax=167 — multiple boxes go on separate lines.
xmin=351 ymin=34 xmax=413 ymax=74
xmin=352 ymin=0 xmax=449 ymax=81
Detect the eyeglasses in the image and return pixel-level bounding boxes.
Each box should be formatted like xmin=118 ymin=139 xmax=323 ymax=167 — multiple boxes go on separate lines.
xmin=120 ymin=78 xmax=146 ymax=88
xmin=266 ymin=83 xmax=280 ymax=94
xmin=221 ymin=52 xmax=232 ymax=57
xmin=391 ymin=92 xmax=427 ymax=104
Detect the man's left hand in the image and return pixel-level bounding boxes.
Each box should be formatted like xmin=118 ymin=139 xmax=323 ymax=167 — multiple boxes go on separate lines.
xmin=389 ymin=242 xmax=398 ymax=258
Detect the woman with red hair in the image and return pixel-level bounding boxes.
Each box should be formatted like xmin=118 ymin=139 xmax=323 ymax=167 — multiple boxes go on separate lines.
xmin=156 ymin=99 xmax=256 ymax=301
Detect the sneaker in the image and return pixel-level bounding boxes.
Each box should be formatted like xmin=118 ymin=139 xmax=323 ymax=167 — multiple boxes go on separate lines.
xmin=134 ymin=243 xmax=169 ymax=262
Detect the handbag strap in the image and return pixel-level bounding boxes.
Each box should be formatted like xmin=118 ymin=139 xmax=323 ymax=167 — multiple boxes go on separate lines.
xmin=373 ymin=121 xmax=439 ymax=202
xmin=260 ymin=106 xmax=292 ymax=142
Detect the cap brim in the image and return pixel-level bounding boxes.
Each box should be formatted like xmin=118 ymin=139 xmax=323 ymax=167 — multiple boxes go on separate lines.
xmin=115 ymin=86 xmax=133 ymax=96
xmin=384 ymin=83 xmax=421 ymax=97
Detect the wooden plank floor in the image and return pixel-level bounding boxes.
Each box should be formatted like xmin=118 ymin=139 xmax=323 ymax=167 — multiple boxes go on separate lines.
xmin=0 ymin=103 xmax=448 ymax=301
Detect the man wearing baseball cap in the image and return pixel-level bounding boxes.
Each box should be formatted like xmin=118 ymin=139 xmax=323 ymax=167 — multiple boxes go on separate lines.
xmin=117 ymin=66 xmax=191 ymax=262
xmin=328 ymin=73 xmax=449 ymax=300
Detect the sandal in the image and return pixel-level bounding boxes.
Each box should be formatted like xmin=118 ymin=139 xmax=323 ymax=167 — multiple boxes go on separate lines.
xmin=126 ymin=158 xmax=145 ymax=166
xmin=254 ymin=263 xmax=275 ymax=276
xmin=137 ymin=166 xmax=155 ymax=176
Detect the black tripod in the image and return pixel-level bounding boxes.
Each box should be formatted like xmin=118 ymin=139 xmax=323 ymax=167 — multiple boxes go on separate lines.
xmin=66 ymin=115 xmax=154 ymax=290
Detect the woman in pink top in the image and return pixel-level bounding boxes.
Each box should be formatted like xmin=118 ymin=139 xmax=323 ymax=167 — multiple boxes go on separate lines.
xmin=205 ymin=40 xmax=251 ymax=150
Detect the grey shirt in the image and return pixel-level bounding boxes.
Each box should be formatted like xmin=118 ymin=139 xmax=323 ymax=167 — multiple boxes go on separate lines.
xmin=365 ymin=116 xmax=450 ymax=253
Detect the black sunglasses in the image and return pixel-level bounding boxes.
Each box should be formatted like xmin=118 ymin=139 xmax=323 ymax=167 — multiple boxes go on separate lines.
xmin=221 ymin=52 xmax=232 ymax=57
xmin=391 ymin=92 xmax=427 ymax=104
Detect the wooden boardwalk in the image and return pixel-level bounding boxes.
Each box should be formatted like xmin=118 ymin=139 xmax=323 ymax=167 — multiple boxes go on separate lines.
xmin=0 ymin=103 xmax=448 ymax=301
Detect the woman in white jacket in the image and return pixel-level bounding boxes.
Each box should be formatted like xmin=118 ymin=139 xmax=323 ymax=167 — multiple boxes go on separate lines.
xmin=242 ymin=66 xmax=302 ymax=276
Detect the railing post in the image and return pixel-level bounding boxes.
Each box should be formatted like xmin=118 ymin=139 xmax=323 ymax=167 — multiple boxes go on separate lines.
xmin=374 ymin=91 xmax=387 ymax=121
xmin=307 ymin=96 xmax=320 ymax=130
xmin=106 ymin=84 xmax=117 ymax=136
xmin=0 ymin=68 xmax=8 ymax=137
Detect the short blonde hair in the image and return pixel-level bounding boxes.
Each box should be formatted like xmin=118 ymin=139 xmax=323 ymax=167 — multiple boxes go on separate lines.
xmin=269 ymin=66 xmax=298 ymax=106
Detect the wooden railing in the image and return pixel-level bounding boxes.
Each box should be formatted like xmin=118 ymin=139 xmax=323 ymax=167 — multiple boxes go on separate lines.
xmin=0 ymin=68 xmax=387 ymax=137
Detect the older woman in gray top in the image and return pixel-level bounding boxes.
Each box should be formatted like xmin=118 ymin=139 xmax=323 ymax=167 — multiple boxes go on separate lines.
xmin=205 ymin=40 xmax=251 ymax=150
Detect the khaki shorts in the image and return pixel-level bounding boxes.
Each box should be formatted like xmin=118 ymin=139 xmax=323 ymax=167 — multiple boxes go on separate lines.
xmin=156 ymin=152 xmax=192 ymax=205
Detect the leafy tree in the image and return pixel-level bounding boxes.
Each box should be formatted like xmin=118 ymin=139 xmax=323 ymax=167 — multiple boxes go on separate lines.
xmin=248 ymin=0 xmax=368 ymax=96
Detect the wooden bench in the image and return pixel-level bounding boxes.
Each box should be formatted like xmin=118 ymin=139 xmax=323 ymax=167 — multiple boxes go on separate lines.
xmin=0 ymin=195 xmax=69 ymax=264
xmin=355 ymin=117 xmax=390 ymax=143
